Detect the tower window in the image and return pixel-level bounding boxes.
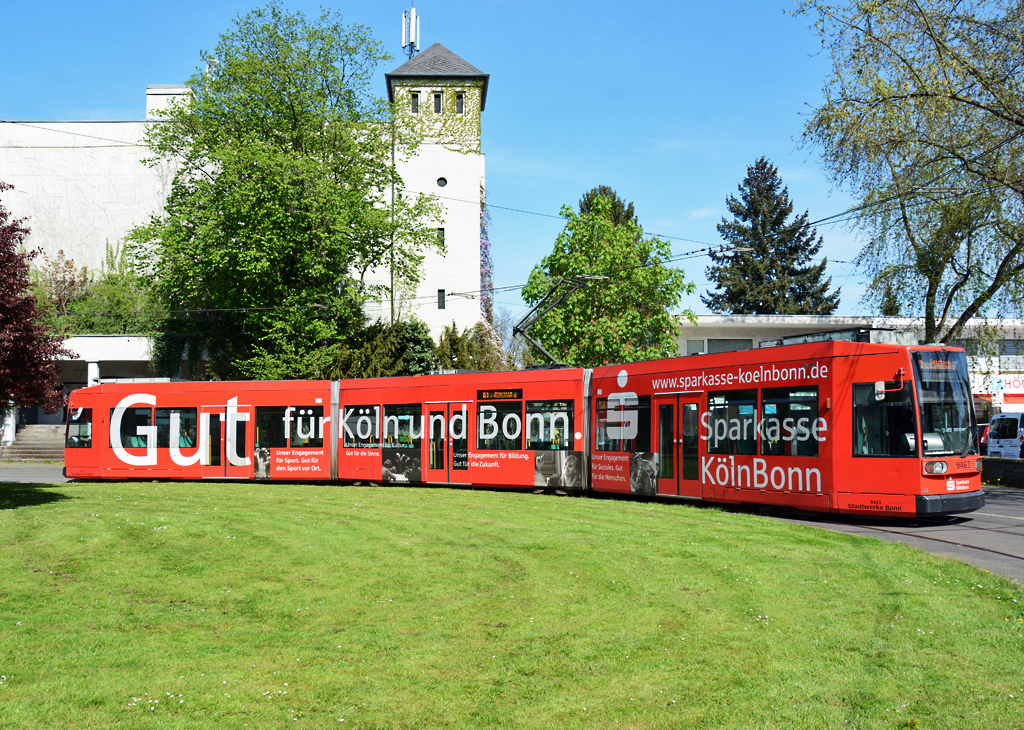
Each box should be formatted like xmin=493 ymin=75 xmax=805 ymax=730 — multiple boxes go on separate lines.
xmin=437 ymin=227 xmax=445 ymax=245
xmin=438 ymin=289 xmax=446 ymax=310
xmin=434 ymin=92 xmax=442 ymax=114
xmin=410 ymin=92 xmax=419 ymax=114
xmin=456 ymin=93 xmax=464 ymax=115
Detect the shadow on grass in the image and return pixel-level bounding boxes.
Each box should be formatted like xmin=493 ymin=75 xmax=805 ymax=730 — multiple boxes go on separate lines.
xmin=0 ymin=483 xmax=74 ymax=510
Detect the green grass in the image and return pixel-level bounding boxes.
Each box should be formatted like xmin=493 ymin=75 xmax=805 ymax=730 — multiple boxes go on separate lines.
xmin=0 ymin=482 xmax=1021 ymax=729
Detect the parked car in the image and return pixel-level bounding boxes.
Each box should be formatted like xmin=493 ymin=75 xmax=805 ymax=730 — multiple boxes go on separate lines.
xmin=987 ymin=413 xmax=1024 ymax=458
xmin=977 ymin=423 xmax=989 ymax=456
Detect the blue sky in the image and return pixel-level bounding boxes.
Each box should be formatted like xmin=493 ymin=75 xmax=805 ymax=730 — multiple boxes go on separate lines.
xmin=3 ymin=0 xmax=867 ymax=320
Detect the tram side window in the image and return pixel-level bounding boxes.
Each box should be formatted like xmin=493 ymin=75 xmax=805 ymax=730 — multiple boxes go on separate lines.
xmin=707 ymin=390 xmax=757 ymax=455
xmin=66 ymin=408 xmax=92 ymax=448
xmin=853 ymin=383 xmax=917 ymax=457
xmin=257 ymin=406 xmax=325 ymax=448
xmin=343 ymin=404 xmax=379 ymax=449
xmin=112 ymin=407 xmax=152 ymax=448
xmin=525 ymin=400 xmax=573 ymax=450
xmin=155 ymin=408 xmax=198 ymax=448
xmin=477 ymin=401 xmax=523 ymax=451
xmin=595 ymin=395 xmax=651 ymax=453
xmin=761 ymin=387 xmax=819 ymax=457
xmin=383 ymin=404 xmax=423 ymax=449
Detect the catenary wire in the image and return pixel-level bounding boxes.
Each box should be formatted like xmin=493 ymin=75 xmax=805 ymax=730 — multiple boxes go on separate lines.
xmin=42 ymin=127 xmax=1023 ymax=316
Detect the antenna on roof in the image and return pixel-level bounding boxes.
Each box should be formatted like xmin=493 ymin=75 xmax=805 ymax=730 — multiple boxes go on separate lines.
xmin=402 ymin=5 xmax=420 ymax=59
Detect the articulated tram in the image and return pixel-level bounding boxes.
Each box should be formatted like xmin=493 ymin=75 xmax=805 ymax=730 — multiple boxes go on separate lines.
xmin=64 ymin=340 xmax=985 ymax=517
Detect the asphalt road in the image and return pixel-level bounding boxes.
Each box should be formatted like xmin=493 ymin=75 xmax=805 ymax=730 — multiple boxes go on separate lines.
xmin=772 ymin=487 xmax=1024 ymax=585
xmin=3 ymin=462 xmax=1022 ymax=585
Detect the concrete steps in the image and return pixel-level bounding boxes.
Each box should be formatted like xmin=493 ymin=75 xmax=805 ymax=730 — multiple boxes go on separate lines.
xmin=1 ymin=424 xmax=66 ymax=462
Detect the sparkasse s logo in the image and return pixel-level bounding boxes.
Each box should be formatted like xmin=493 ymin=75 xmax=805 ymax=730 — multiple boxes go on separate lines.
xmin=606 ymin=369 xmax=638 ymax=440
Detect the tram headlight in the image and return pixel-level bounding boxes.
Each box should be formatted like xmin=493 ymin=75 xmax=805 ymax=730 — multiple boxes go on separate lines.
xmin=975 ymin=459 xmax=982 ymax=471
xmin=924 ymin=461 xmax=948 ymax=475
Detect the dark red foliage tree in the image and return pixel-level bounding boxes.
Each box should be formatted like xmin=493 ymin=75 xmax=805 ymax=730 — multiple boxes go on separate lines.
xmin=0 ymin=182 xmax=73 ymax=414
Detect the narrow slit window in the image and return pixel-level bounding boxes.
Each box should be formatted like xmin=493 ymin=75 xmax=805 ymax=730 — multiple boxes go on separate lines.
xmin=456 ymin=93 xmax=464 ymax=114
xmin=433 ymin=92 xmax=442 ymax=114
xmin=410 ymin=92 xmax=419 ymax=114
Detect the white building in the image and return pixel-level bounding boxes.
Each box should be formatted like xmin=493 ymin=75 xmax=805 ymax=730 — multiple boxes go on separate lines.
xmin=383 ymin=42 xmax=488 ymax=334
xmin=0 ymin=86 xmax=184 ymax=272
xmin=0 ymin=48 xmax=488 ymax=339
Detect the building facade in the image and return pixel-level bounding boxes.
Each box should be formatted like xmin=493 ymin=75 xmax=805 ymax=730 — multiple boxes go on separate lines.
xmin=0 ymin=49 xmax=488 ymax=339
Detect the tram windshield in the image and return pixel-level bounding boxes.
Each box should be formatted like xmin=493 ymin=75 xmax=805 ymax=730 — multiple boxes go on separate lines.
xmin=912 ymin=350 xmax=977 ymax=457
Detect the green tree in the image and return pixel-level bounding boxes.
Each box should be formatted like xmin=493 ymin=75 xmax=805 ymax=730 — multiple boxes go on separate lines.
xmin=32 ymin=244 xmax=163 ymax=336
xmin=72 ymin=243 xmax=164 ymax=335
xmin=579 ymin=185 xmax=638 ymax=228
xmin=522 ymin=194 xmax=695 ymax=367
xmin=31 ymin=250 xmax=91 ymax=335
xmin=857 ymin=183 xmax=1008 ymax=341
xmin=704 ymin=157 xmax=840 ymax=315
xmin=796 ymin=0 xmax=1024 ymax=343
xmin=434 ymin=322 xmax=473 ymax=370
xmin=131 ymin=3 xmax=443 ymax=379
xmin=395 ymin=318 xmax=436 ymax=376
xmin=434 ymin=320 xmax=505 ymax=372
xmin=879 ymin=281 xmax=901 ymax=317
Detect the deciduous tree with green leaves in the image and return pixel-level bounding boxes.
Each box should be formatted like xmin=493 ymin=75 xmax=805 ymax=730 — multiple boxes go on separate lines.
xmin=704 ymin=157 xmax=840 ymax=315
xmin=131 ymin=3 xmax=442 ymax=379
xmin=34 ymin=244 xmax=164 ymax=337
xmin=522 ymin=193 xmax=695 ymax=367
xmin=796 ymin=0 xmax=1024 ymax=343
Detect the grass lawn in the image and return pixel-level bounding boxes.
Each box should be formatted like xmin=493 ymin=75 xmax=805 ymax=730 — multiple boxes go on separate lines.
xmin=0 ymin=481 xmax=1021 ymax=729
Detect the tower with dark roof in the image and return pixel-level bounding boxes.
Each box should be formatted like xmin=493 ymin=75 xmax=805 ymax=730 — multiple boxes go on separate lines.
xmin=386 ymin=43 xmax=488 ymax=151
xmin=379 ymin=43 xmax=489 ymax=336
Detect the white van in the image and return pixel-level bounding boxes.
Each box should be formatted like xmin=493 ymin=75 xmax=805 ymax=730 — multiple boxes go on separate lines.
xmin=988 ymin=412 xmax=1024 ymax=458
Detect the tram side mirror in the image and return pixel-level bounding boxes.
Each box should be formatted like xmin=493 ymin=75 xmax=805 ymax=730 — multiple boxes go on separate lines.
xmin=874 ymin=381 xmax=885 ymax=401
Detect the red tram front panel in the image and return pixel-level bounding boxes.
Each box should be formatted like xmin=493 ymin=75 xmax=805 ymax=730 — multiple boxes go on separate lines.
xmin=831 ymin=344 xmax=983 ymax=515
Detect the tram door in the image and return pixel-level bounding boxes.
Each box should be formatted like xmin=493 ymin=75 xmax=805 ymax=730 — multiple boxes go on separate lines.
xmin=423 ymin=402 xmax=471 ymax=484
xmin=199 ymin=404 xmax=253 ymax=479
xmin=654 ymin=394 xmax=702 ymax=498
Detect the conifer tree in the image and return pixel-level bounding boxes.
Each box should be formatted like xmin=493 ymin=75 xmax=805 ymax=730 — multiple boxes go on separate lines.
xmin=879 ymin=281 xmax=902 ymax=317
xmin=579 ymin=185 xmax=638 ymax=228
xmin=703 ymin=158 xmax=839 ymax=315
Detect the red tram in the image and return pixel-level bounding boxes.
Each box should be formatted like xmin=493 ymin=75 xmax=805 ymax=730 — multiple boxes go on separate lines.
xmin=64 ymin=340 xmax=985 ymax=517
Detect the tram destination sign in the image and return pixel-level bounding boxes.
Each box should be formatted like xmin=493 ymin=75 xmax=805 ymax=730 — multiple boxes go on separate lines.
xmin=478 ymin=389 xmax=522 ymax=401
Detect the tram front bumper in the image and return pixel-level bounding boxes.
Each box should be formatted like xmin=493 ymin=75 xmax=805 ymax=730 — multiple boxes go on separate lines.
xmin=916 ymin=490 xmax=985 ymax=516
